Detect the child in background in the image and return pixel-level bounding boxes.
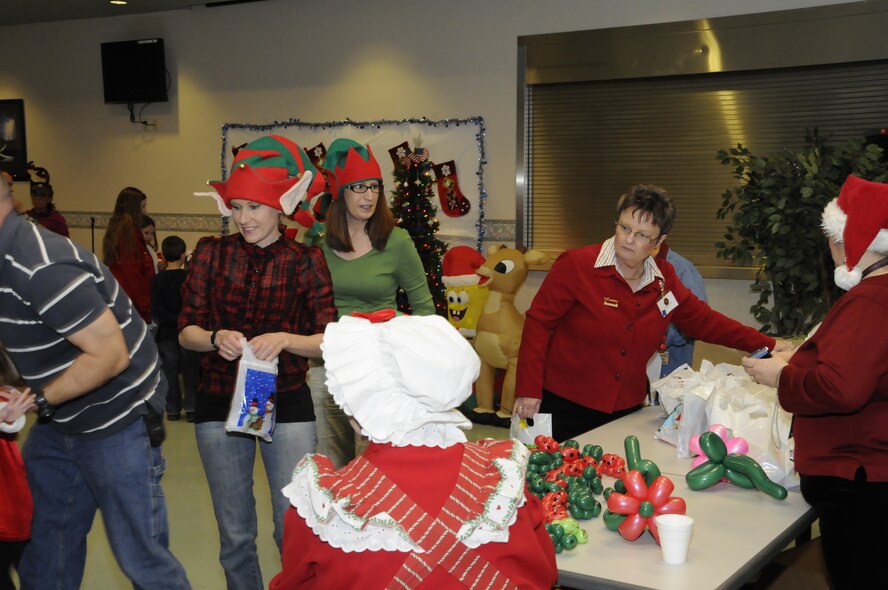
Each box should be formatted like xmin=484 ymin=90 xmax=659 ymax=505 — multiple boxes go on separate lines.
xmin=0 ymin=346 xmax=35 ymax=590
xmin=103 ymin=187 xmax=155 ymax=324
xmin=141 ymin=214 xmax=166 ymax=272
xmin=151 ymin=236 xmax=198 ymax=422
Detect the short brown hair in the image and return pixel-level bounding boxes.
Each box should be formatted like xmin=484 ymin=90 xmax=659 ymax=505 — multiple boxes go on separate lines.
xmin=324 ymin=190 xmax=395 ymax=252
xmin=616 ymin=184 xmax=676 ymax=236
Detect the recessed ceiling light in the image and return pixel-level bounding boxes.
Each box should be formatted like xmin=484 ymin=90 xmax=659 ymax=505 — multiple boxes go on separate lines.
xmin=110 ymin=1 xmax=128 ymax=5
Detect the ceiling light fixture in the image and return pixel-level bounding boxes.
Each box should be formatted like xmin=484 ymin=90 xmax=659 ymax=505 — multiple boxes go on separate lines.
xmin=110 ymin=1 xmax=128 ymax=5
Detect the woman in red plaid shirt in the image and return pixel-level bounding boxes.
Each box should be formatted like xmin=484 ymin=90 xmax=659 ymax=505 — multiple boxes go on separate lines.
xmin=179 ymin=135 xmax=337 ymax=590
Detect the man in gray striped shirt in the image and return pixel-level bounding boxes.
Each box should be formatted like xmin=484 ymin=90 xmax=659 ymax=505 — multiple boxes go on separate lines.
xmin=0 ymin=180 xmax=190 ymax=589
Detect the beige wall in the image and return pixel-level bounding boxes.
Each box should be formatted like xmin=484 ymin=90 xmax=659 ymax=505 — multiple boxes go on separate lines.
xmin=0 ymin=0 xmax=854 ymax=332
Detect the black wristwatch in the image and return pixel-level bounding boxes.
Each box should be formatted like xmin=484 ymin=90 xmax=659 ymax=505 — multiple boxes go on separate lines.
xmin=210 ymin=330 xmax=219 ymax=349
xmin=34 ymin=389 xmax=55 ymax=420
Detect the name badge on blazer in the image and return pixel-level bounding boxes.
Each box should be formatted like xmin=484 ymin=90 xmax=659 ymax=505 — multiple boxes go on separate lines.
xmin=603 ymin=297 xmax=619 ymax=308
xmin=657 ymin=291 xmax=678 ymax=317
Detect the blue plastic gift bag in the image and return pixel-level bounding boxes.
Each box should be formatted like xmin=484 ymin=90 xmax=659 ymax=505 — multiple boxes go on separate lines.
xmin=226 ymin=339 xmax=278 ymax=442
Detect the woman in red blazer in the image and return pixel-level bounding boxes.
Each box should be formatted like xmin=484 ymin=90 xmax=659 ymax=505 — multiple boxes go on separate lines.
xmin=514 ymin=184 xmax=789 ymax=441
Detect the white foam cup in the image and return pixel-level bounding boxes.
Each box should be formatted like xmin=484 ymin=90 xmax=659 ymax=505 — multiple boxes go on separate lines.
xmin=656 ymin=514 xmax=694 ymax=565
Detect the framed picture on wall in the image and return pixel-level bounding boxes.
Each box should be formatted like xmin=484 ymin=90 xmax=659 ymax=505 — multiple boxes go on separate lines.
xmin=0 ymin=99 xmax=28 ymax=181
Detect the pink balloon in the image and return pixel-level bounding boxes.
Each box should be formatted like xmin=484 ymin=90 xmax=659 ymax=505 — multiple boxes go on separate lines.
xmin=689 ymin=424 xmax=731 ymax=458
xmin=708 ymin=424 xmax=728 ymax=440
xmin=689 ymin=425 xmax=749 ymax=472
xmin=725 ymin=437 xmax=749 ymax=455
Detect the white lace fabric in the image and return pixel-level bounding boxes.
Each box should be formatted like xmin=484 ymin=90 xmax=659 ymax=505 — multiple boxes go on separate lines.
xmin=282 ymin=440 xmax=530 ymax=553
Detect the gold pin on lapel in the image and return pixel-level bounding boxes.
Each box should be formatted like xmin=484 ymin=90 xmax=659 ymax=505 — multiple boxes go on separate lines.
xmin=603 ymin=297 xmax=619 ymax=308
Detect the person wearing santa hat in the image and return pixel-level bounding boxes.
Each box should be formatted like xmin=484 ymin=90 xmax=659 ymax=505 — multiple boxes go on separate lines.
xmin=743 ymin=175 xmax=888 ymax=589
xmin=307 ymin=138 xmax=434 ymax=469
xmin=179 ymin=135 xmax=337 ymax=590
xmin=270 ymin=313 xmax=557 ymax=590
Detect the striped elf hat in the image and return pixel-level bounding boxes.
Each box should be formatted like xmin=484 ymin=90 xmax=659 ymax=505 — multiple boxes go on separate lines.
xmin=323 ymin=138 xmax=382 ymax=200
xmin=197 ymin=135 xmax=325 ymax=216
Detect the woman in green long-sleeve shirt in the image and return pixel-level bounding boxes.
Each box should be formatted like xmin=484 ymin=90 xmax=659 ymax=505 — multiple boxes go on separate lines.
xmin=319 ymin=228 xmax=434 ymax=319
xmin=309 ymin=139 xmax=434 ymax=466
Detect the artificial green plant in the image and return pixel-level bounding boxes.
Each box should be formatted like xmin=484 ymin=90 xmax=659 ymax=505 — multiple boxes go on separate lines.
xmin=715 ymin=130 xmax=887 ymax=337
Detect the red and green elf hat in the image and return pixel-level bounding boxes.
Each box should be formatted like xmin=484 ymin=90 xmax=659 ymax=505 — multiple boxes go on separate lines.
xmin=323 ymin=138 xmax=382 ymax=200
xmin=199 ymin=135 xmax=325 ymax=216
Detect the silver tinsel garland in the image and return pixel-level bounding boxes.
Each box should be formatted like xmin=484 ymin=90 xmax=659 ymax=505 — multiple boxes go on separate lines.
xmin=218 ymin=117 xmax=488 ymax=250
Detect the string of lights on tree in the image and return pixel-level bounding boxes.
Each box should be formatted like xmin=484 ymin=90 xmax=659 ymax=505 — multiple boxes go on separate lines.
xmin=390 ymin=148 xmax=448 ymax=316
xmin=217 ymin=117 xmax=488 ymax=249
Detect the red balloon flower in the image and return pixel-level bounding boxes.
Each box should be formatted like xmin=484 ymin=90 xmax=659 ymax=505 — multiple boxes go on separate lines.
xmin=606 ymin=470 xmax=687 ymax=543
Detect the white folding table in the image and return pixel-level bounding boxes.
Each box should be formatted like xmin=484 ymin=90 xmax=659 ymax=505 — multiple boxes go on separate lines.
xmin=554 ymin=407 xmax=815 ymax=590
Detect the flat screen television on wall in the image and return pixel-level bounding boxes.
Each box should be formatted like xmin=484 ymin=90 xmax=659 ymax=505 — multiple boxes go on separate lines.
xmin=101 ymin=38 xmax=168 ymax=104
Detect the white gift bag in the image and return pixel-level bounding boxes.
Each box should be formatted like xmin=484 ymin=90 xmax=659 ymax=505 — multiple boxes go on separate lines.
xmin=226 ymin=339 xmax=278 ymax=442
xmin=651 ymin=364 xmax=713 ymax=457
xmin=651 ymin=363 xmax=698 ymax=416
xmin=510 ymin=413 xmax=553 ymax=446
xmin=704 ymin=363 xmax=797 ymax=489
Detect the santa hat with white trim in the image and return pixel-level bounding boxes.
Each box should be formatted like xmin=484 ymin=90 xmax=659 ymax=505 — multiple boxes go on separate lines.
xmin=196 ymin=135 xmax=325 ymax=216
xmin=821 ymin=175 xmax=888 ymax=290
xmin=442 ymin=246 xmax=489 ymax=287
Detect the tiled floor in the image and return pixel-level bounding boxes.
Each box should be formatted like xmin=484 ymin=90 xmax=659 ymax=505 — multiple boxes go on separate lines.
xmin=13 ymin=416 xmax=827 ymax=589
xmin=11 ymin=416 xmax=509 ymax=589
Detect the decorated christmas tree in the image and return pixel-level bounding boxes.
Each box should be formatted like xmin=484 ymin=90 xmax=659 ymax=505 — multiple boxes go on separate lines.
xmin=388 ymin=145 xmax=448 ymax=316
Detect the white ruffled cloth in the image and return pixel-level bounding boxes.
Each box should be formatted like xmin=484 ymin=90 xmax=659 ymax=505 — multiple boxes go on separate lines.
xmin=321 ymin=315 xmax=480 ymax=447
xmin=282 ymin=439 xmax=529 ymax=553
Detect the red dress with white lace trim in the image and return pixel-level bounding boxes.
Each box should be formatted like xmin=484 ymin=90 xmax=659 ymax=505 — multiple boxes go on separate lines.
xmin=270 ymin=440 xmax=557 ymax=590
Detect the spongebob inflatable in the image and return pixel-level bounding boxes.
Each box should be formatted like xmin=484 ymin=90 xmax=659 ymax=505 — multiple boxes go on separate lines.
xmin=442 ymin=246 xmax=489 ymax=337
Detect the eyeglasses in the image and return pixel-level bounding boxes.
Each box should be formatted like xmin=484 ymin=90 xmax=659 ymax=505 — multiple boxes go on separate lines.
xmin=348 ymin=183 xmax=383 ymax=194
xmin=615 ymin=221 xmax=660 ymax=244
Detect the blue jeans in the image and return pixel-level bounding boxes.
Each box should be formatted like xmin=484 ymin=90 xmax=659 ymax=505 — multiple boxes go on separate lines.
xmin=195 ymin=421 xmax=316 ymax=590
xmin=19 ymin=418 xmax=190 ymax=590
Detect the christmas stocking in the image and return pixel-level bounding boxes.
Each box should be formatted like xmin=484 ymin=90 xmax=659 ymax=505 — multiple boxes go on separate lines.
xmin=388 ymin=141 xmax=410 ymax=169
xmin=304 ymin=143 xmax=327 ymax=168
xmin=432 ymin=160 xmax=471 ymax=217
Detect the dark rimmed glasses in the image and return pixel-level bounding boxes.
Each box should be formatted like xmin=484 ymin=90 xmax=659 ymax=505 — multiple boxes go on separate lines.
xmin=348 ymin=183 xmax=383 ymax=194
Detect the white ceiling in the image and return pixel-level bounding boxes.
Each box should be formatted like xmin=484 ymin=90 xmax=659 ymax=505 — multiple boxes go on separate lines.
xmin=1 ymin=0 xmax=266 ymax=27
